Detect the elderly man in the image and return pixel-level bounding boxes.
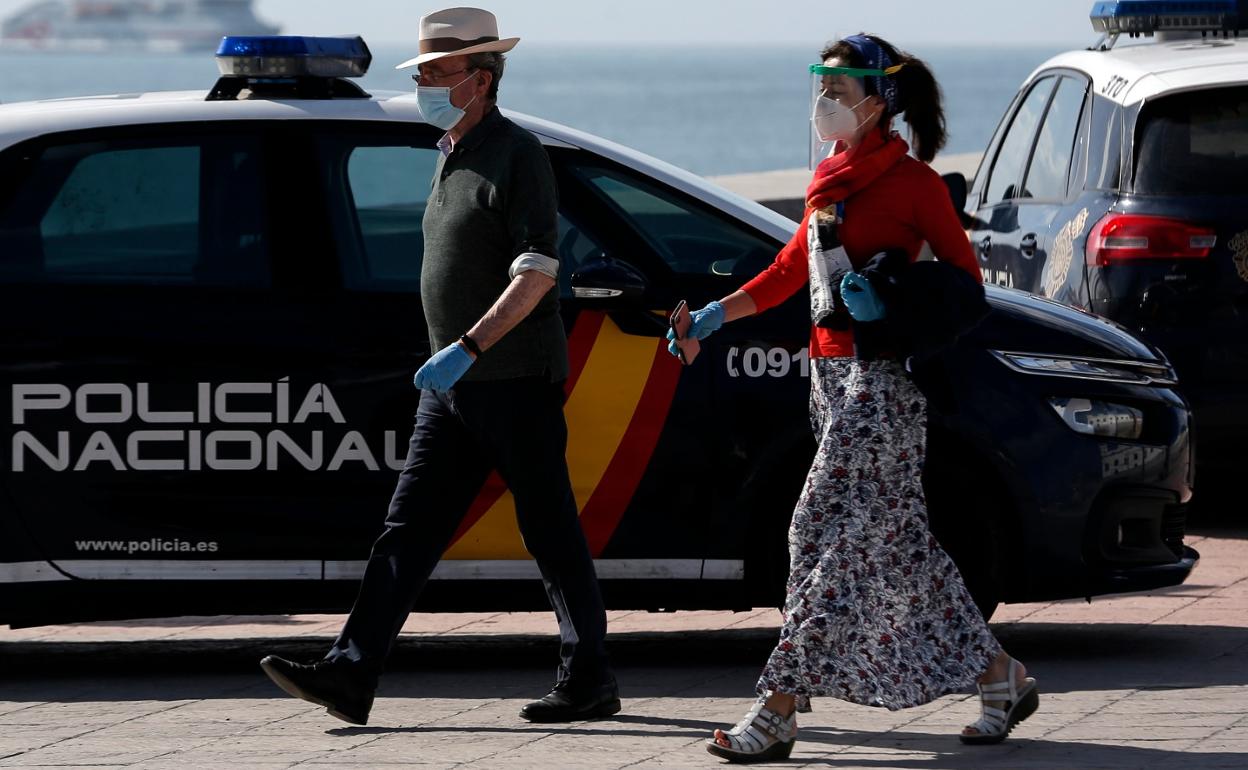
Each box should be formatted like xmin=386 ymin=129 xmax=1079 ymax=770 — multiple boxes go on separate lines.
xmin=260 ymin=7 xmax=618 ymax=726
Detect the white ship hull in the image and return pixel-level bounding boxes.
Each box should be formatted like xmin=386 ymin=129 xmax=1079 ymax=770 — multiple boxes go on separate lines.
xmin=1 ymin=1 xmax=280 ymax=53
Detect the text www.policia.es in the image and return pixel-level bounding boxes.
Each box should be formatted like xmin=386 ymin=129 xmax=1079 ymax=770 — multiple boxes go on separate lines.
xmin=74 ymin=539 xmax=220 ymax=555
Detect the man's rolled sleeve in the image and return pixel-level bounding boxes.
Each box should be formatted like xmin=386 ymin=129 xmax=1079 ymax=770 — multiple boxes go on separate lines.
xmin=509 ymin=252 xmax=560 ymax=280
xmin=504 ymin=137 xmax=560 ymax=272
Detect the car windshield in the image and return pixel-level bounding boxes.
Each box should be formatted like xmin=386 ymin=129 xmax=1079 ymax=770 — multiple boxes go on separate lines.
xmin=1134 ymin=85 xmax=1248 ymax=195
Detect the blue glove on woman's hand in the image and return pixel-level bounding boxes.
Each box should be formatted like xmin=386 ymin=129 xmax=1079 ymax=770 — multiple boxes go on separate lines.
xmin=665 ymin=300 xmax=726 ymax=358
xmin=840 ymin=272 xmax=886 ymax=322
xmin=413 ymin=342 xmax=475 ymax=393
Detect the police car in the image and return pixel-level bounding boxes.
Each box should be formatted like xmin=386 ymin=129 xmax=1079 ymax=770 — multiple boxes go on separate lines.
xmin=0 ymin=35 xmax=1196 ymax=627
xmin=967 ymin=0 xmax=1248 ymax=500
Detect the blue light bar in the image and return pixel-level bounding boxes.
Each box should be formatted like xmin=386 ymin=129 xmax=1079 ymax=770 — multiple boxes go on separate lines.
xmin=1091 ymin=1 xmax=1248 ymax=36
xmin=215 ymin=35 xmax=372 ymax=78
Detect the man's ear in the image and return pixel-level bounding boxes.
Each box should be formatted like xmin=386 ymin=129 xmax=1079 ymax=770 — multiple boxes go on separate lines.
xmin=476 ymin=69 xmax=494 ymax=98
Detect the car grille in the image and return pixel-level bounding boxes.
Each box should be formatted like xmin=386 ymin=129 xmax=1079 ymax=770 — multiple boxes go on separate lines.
xmin=1161 ymin=502 xmax=1187 ymax=558
xmin=1088 ymin=488 xmax=1186 ymax=565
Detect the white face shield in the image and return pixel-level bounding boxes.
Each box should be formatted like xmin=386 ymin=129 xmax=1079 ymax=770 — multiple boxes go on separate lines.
xmin=808 ymin=63 xmax=895 ymax=169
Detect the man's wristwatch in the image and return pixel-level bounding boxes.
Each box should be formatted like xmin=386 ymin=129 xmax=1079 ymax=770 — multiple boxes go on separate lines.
xmin=459 ymin=333 xmax=483 ymax=357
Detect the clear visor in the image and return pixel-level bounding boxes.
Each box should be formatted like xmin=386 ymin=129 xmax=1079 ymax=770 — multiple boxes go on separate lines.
xmin=808 ymin=63 xmax=889 ymax=169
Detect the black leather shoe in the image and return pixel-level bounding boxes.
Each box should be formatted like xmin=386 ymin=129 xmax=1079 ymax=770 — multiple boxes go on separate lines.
xmin=519 ymin=677 xmax=621 ymax=723
xmin=259 ymin=655 xmax=376 ymax=725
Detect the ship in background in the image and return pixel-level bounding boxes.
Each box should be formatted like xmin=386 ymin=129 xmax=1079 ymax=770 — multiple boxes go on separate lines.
xmin=1 ymin=1 xmax=280 ymax=52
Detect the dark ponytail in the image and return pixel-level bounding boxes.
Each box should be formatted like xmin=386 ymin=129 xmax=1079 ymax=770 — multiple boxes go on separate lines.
xmin=820 ymin=35 xmax=947 ymax=163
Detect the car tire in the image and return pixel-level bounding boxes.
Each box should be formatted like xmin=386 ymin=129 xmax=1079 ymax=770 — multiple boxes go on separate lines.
xmin=923 ymin=440 xmax=1007 ymax=622
xmin=935 ymin=499 xmax=1003 ymax=622
xmin=746 ymin=432 xmax=1008 ymax=622
xmin=743 ymin=441 xmax=812 ymax=609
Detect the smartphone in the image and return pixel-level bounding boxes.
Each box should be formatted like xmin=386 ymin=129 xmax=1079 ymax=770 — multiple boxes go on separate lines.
xmin=669 ymin=300 xmax=700 ymax=365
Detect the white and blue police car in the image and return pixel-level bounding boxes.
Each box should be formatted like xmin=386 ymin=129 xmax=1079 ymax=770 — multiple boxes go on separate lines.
xmin=0 ymin=35 xmax=1197 ymax=627
xmin=967 ymin=0 xmax=1248 ymax=503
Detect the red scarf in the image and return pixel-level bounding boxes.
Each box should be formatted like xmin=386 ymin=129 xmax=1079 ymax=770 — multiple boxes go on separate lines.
xmin=805 ymin=130 xmax=909 ymax=212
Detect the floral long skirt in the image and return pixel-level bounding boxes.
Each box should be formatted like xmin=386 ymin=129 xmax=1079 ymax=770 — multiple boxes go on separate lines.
xmin=756 ymin=358 xmax=1001 ymax=712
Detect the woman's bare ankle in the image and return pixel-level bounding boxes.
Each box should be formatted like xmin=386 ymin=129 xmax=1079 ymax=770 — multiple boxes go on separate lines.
xmin=978 ymin=651 xmax=1027 ymax=685
xmin=764 ymin=692 xmax=797 ymax=717
xmin=978 ymin=652 xmax=1008 ymax=683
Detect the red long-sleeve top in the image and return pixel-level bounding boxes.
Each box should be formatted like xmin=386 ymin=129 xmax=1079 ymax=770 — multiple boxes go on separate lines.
xmin=742 ymin=149 xmax=983 ymax=359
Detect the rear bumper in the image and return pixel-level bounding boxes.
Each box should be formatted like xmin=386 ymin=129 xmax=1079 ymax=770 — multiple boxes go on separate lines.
xmin=1185 ymin=388 xmax=1248 ymax=478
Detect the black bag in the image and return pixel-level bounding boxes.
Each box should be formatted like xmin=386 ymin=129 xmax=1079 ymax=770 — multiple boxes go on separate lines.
xmin=853 ymin=250 xmax=990 ymax=365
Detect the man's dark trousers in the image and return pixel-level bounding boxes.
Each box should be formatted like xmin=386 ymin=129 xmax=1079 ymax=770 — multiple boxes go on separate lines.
xmin=325 ymin=375 xmax=609 ymax=685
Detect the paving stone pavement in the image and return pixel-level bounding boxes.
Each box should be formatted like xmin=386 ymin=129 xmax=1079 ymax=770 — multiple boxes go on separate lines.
xmin=1 ymin=526 xmax=1245 ymax=769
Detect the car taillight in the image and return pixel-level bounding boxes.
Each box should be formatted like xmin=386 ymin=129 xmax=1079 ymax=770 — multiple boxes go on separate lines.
xmin=1086 ymin=214 xmax=1217 ymax=266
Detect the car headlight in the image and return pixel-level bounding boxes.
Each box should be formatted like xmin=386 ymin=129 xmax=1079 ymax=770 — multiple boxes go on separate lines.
xmin=991 ymin=351 xmax=1176 ymax=386
xmin=1049 ymin=397 xmax=1144 ymax=440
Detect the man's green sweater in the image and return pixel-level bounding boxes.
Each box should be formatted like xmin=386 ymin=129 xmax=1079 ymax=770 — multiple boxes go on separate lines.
xmin=421 ymin=107 xmax=568 ymax=383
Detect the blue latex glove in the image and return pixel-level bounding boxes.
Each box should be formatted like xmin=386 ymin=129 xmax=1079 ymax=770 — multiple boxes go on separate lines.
xmin=840 ymin=272 xmax=886 ymax=322
xmin=413 ymin=342 xmax=475 ymax=393
xmin=665 ymin=301 xmax=726 ymax=358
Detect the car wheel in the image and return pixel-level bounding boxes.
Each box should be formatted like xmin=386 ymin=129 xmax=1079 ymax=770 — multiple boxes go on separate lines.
xmin=923 ymin=439 xmax=1008 ymax=622
xmin=940 ymin=507 xmax=1004 ymax=623
xmin=743 ymin=441 xmax=812 ymax=609
xmin=746 ymin=433 xmax=1007 ymax=622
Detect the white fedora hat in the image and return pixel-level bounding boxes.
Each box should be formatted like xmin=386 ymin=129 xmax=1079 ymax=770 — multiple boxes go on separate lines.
xmin=395 ymin=7 xmax=519 ymax=70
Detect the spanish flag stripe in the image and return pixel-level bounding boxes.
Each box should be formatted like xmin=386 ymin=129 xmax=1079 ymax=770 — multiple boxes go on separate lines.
xmin=561 ymin=318 xmax=657 ymax=512
xmin=448 ymin=473 xmax=508 ymax=545
xmin=579 ymin=343 xmax=683 ymax=556
xmin=447 ymin=310 xmax=604 ymax=547
xmin=444 ymin=315 xmax=655 ymax=558
xmin=564 ymin=310 xmax=606 ymax=396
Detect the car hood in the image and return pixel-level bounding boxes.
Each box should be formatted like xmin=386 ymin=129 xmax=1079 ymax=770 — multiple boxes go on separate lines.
xmin=979 ymin=286 xmax=1164 ymax=362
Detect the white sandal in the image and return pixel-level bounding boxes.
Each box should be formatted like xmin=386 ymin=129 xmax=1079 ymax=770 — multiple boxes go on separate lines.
xmin=960 ymin=658 xmax=1038 ymax=745
xmin=706 ymin=699 xmax=797 ymax=763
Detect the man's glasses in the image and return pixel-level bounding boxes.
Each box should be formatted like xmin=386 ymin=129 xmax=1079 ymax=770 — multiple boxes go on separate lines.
xmin=411 ymin=67 xmax=476 ymax=86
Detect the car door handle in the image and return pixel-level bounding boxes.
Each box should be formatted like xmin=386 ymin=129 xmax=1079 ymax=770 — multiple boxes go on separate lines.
xmin=1020 ymin=233 xmax=1038 ymax=257
xmin=978 ymin=236 xmax=992 ymax=258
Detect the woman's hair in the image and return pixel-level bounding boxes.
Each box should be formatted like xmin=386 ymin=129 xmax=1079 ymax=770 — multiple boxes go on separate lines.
xmin=821 ymin=35 xmax=946 ymax=163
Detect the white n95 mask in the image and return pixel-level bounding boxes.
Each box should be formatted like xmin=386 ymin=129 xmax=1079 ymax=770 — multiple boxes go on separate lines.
xmin=812 ymin=94 xmax=872 ymax=144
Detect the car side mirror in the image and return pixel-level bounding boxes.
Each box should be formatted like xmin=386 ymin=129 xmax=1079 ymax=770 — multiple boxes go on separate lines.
xmin=942 ymin=172 xmax=980 ymax=230
xmin=570 ymin=255 xmax=647 ymax=302
xmin=941 ymin=172 xmax=968 ymax=212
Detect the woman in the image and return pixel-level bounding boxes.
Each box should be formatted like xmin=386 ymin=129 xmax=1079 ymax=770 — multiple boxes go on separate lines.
xmin=672 ymin=34 xmax=1038 ymax=763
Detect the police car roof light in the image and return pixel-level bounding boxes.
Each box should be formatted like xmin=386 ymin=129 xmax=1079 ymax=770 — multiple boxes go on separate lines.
xmin=215 ymin=35 xmax=372 ymax=79
xmin=1090 ymin=0 xmax=1248 ymax=37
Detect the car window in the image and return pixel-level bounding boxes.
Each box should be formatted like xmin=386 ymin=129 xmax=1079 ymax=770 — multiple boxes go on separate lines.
xmin=1021 ymin=76 xmax=1087 ymax=201
xmin=556 ymin=211 xmax=606 ymax=298
xmin=327 ymin=141 xmax=440 ymax=291
xmin=1135 ymin=85 xmax=1248 ymax=195
xmin=0 ymin=135 xmax=268 ymax=286
xmin=573 ymin=164 xmax=776 ymax=276
xmin=985 ymin=77 xmax=1055 ymax=204
xmin=1086 ymin=94 xmax=1123 ymax=191
xmin=970 ymin=89 xmax=1023 ymax=199
xmin=317 ymin=134 xmax=608 ymax=296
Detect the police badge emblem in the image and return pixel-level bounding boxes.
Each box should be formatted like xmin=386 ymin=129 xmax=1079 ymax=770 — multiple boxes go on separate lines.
xmin=1230 ymin=230 xmax=1248 ymax=282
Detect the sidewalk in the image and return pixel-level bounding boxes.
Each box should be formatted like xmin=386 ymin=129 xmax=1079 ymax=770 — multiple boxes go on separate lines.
xmin=1 ymin=526 xmax=1245 ymax=769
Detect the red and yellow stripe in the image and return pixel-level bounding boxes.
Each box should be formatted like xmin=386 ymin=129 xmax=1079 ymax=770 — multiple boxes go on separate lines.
xmin=444 ymin=311 xmax=681 ymax=559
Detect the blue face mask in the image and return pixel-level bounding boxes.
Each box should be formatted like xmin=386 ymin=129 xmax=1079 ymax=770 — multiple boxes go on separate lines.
xmin=415 ymin=70 xmax=478 ymax=131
